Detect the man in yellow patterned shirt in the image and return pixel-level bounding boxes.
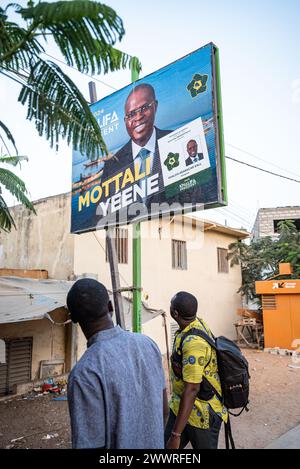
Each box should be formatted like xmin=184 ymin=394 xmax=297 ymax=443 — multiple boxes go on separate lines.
xmin=165 ymin=291 xmax=228 ymax=449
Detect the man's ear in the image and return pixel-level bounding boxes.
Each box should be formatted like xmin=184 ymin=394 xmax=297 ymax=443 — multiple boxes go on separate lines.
xmin=173 ymin=309 xmax=179 ymax=319
xmin=108 ymin=300 xmax=114 ymax=316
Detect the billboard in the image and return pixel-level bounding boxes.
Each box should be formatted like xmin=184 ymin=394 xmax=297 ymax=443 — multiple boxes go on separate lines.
xmin=71 ymin=42 xmax=227 ymax=233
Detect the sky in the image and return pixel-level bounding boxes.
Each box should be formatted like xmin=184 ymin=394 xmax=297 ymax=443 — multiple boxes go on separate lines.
xmin=1 ymin=0 xmax=300 ymax=232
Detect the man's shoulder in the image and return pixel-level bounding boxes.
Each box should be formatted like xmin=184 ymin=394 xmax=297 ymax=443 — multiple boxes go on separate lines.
xmin=130 ymin=331 xmax=160 ymax=349
xmin=102 ymin=140 xmax=132 ymax=179
xmin=181 ymin=321 xmax=213 ymax=348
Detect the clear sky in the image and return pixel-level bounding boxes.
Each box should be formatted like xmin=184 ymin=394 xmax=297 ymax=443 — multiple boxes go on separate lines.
xmin=1 ymin=0 xmax=299 ymax=231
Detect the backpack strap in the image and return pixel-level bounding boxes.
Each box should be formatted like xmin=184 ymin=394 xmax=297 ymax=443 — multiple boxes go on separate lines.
xmin=224 ymin=415 xmax=235 ymax=449
xmin=179 ymin=327 xmax=223 ymax=404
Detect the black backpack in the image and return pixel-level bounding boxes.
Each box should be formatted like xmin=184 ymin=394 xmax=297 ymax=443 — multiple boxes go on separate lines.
xmin=171 ymin=323 xmax=250 ymax=449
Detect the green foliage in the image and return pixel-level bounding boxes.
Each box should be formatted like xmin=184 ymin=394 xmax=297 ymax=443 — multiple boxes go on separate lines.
xmin=0 ymin=153 xmax=35 ymax=232
xmin=228 ymin=220 xmax=300 ymax=302
xmin=0 ymin=1 xmax=141 ymax=230
xmin=0 ymin=1 xmax=141 ymax=158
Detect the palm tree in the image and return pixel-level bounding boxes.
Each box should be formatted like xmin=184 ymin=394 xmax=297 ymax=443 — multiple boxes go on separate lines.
xmin=0 ymin=0 xmax=141 ymax=230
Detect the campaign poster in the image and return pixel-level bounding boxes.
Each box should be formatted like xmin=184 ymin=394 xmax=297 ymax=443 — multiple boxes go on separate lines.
xmin=71 ymin=42 xmax=227 ymax=233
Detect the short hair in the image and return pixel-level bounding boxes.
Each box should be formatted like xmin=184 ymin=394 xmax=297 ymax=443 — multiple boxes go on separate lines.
xmin=187 ymin=139 xmax=197 ymax=147
xmin=126 ymin=83 xmax=156 ymax=106
xmin=171 ymin=291 xmax=198 ymax=319
xmin=67 ymin=278 xmax=110 ymax=324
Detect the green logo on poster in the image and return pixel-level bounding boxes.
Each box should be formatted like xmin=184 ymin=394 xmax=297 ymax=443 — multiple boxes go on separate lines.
xmin=164 ymin=152 xmax=180 ymax=171
xmin=187 ymin=74 xmax=208 ymax=97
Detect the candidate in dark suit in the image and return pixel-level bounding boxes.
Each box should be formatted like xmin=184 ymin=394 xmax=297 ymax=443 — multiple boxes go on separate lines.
xmin=101 ymin=83 xmax=171 ymax=209
xmin=185 ymin=139 xmax=204 ymax=166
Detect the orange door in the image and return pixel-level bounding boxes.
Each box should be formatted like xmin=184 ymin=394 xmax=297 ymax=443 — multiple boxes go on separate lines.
xmin=263 ymin=296 xmax=292 ymax=349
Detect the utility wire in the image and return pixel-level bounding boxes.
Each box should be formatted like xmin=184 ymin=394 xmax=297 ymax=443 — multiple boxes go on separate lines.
xmin=43 ymin=52 xmax=118 ymax=91
xmin=225 ymin=155 xmax=300 ymax=184
xmin=226 ymin=142 xmax=300 ymax=179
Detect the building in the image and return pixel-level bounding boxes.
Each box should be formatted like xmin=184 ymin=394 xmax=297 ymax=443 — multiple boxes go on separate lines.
xmin=252 ymin=206 xmax=300 ymax=240
xmin=0 ymin=192 xmax=248 ymax=394
xmin=0 ymin=274 xmax=162 ymax=396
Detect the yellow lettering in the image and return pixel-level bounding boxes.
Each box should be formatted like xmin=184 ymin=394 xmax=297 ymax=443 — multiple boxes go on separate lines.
xmin=121 ymin=167 xmax=134 ymax=188
xmin=110 ymin=172 xmax=123 ymax=192
xmin=78 ymin=191 xmax=90 ymax=211
xmin=91 ymin=185 xmax=103 ymax=204
xmin=134 ymin=162 xmax=145 ymax=181
xmin=102 ymin=178 xmax=113 ymax=197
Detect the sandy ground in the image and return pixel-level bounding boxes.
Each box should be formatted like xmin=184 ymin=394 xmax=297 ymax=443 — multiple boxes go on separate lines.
xmin=0 ymin=349 xmax=299 ymax=449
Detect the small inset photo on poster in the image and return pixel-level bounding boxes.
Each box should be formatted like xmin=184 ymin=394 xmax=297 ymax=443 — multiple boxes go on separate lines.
xmin=184 ymin=137 xmax=205 ymax=167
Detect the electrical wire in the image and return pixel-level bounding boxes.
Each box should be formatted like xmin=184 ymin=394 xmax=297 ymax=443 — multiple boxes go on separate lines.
xmin=225 ymin=155 xmax=300 ymax=184
xmin=226 ymin=142 xmax=300 ymax=179
xmin=43 ymin=52 xmax=118 ymax=92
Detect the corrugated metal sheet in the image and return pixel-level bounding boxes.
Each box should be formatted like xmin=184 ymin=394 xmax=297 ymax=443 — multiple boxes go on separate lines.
xmin=0 ymin=276 xmax=162 ymax=327
xmin=0 ymin=276 xmax=73 ymax=324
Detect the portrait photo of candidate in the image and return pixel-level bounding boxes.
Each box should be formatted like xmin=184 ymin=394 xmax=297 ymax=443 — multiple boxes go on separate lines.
xmin=101 ymin=83 xmax=171 ymax=203
xmin=185 ymin=139 xmax=204 ymax=167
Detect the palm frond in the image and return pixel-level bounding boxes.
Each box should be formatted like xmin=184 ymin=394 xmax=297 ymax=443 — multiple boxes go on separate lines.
xmin=0 ymin=17 xmax=43 ymax=71
xmin=0 ymin=193 xmax=16 ymax=232
xmin=18 ymin=58 xmax=106 ymax=158
xmin=0 ymin=155 xmax=28 ymax=166
xmin=0 ymin=120 xmax=18 ymax=155
xmin=20 ymin=1 xmax=124 ymax=43
xmin=17 ymin=1 xmax=142 ymax=75
xmin=0 ymin=168 xmax=35 ymax=213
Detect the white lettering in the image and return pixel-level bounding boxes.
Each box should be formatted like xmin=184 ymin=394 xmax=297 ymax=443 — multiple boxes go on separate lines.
xmin=111 ymin=192 xmax=122 ymax=213
xmin=122 ymin=186 xmax=133 ymax=207
xmin=147 ymin=173 xmax=160 ymax=195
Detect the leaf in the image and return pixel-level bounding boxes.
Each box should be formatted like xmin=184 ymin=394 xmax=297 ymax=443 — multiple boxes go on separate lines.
xmin=0 ymin=167 xmax=36 ymax=213
xmin=18 ymin=58 xmax=107 ymax=158
xmin=20 ymin=1 xmax=124 ymax=43
xmin=0 ymin=193 xmax=16 ymax=232
xmin=0 ymin=120 xmax=18 ymax=155
xmin=0 ymin=155 xmax=28 ymax=166
xmin=0 ymin=14 xmax=43 ymax=70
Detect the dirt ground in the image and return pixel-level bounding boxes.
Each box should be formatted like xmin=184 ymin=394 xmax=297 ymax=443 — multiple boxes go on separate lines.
xmin=0 ymin=349 xmax=299 ymax=449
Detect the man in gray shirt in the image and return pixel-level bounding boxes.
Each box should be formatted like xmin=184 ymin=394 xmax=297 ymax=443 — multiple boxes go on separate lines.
xmin=67 ymin=278 xmax=168 ymax=449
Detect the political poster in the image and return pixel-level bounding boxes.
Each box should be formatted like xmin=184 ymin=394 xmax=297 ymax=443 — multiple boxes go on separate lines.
xmin=71 ymin=42 xmax=227 ymax=232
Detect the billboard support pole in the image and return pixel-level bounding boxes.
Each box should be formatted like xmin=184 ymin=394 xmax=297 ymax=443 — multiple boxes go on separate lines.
xmin=131 ymin=65 xmax=142 ymax=333
xmin=88 ymin=81 xmax=125 ymax=329
xmin=105 ymin=228 xmax=126 ymax=329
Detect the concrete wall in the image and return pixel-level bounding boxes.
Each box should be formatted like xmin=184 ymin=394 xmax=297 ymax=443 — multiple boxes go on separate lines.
xmin=0 ymin=193 xmax=74 ymax=280
xmin=74 ymin=217 xmax=244 ymax=349
xmin=0 ymin=308 xmax=68 ymax=381
xmin=252 ymin=206 xmax=300 ymax=240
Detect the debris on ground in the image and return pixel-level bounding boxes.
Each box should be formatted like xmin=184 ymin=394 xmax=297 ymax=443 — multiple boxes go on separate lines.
xmin=42 ymin=433 xmax=58 ymax=440
xmin=22 ymin=377 xmax=67 ymax=400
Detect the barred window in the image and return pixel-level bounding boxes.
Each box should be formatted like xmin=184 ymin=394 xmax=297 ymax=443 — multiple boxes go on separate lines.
xmin=217 ymin=247 xmax=229 ymax=273
xmin=106 ymin=228 xmax=128 ymax=264
xmin=172 ymin=240 xmax=187 ymax=270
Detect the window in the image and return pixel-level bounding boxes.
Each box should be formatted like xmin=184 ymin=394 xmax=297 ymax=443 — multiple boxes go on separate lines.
xmin=172 ymin=240 xmax=187 ymax=270
xmin=217 ymin=248 xmax=229 ymax=273
xmin=106 ymin=228 xmax=128 ymax=264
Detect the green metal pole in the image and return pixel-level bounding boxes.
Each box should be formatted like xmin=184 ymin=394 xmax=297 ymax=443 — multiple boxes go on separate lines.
xmin=214 ymin=46 xmax=228 ymax=205
xmin=131 ymin=64 xmax=142 ymax=333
